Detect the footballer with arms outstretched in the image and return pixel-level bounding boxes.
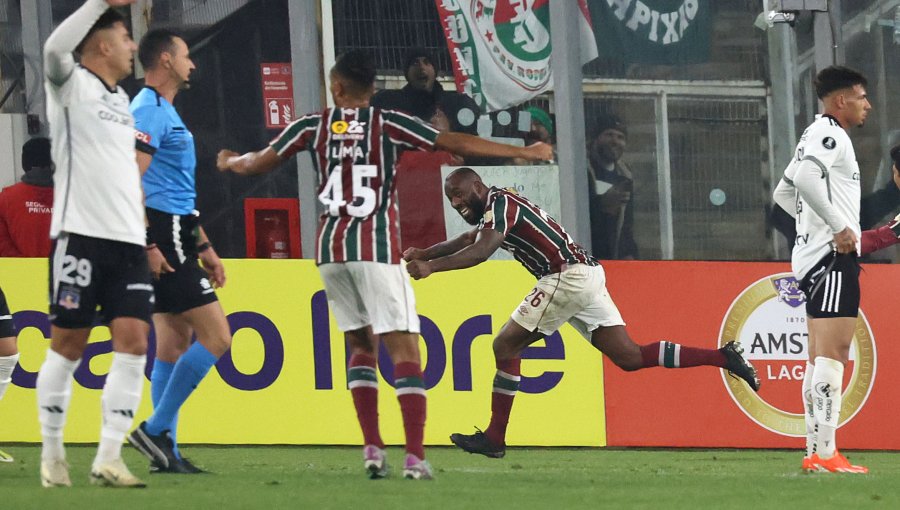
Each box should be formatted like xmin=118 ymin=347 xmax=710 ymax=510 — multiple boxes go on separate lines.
xmin=404 ymin=167 xmax=761 ymax=459
xmin=217 ymin=50 xmax=552 ymax=480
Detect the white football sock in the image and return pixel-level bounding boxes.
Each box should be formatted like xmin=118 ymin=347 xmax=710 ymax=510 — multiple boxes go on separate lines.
xmin=0 ymin=353 xmax=20 ymax=401
xmin=812 ymin=356 xmax=843 ymax=459
xmin=36 ymin=349 xmax=80 ymax=461
xmin=94 ymin=352 xmax=146 ymax=468
xmin=802 ymin=361 xmax=816 ymax=458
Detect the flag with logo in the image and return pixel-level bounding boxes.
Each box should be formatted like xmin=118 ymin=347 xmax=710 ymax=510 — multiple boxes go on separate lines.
xmin=436 ymin=0 xmax=598 ymax=112
xmin=587 ymin=0 xmax=711 ymax=65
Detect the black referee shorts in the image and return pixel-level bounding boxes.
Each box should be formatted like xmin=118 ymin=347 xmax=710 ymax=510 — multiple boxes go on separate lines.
xmin=146 ymin=207 xmax=218 ymax=314
xmin=48 ymin=233 xmax=154 ymax=328
xmin=799 ymin=252 xmax=861 ymax=319
xmin=0 ymin=286 xmax=16 ymax=338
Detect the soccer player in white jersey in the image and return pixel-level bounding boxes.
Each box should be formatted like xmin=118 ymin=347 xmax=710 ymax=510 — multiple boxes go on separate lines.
xmin=773 ymin=66 xmax=873 ymax=474
xmin=0 ymin=287 xmax=20 ymax=463
xmin=38 ymin=0 xmax=150 ymax=488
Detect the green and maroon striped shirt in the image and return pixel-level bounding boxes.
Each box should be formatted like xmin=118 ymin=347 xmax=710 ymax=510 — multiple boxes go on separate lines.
xmin=479 ymin=187 xmax=598 ymax=278
xmin=270 ymin=107 xmax=439 ymax=264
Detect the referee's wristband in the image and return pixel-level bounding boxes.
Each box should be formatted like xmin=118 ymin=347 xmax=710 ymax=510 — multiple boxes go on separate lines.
xmin=197 ymin=241 xmax=212 ymax=253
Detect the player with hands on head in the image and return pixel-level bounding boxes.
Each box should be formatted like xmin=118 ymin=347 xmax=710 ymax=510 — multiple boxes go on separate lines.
xmin=125 ymin=29 xmax=232 ymax=475
xmin=38 ymin=0 xmax=150 ymax=488
xmin=217 ymin=50 xmax=549 ymax=481
xmin=405 ymin=167 xmax=760 ymax=459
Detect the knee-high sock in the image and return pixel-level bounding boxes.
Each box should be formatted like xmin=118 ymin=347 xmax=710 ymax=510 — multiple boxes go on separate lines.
xmin=348 ymin=353 xmax=384 ymax=448
xmin=150 ymin=359 xmax=180 ymax=457
xmin=95 ymin=352 xmax=146 ymax=467
xmin=0 ymin=353 xmax=20 ymax=401
xmin=802 ymin=362 xmax=816 ymax=457
xmin=36 ymin=349 xmax=80 ymax=461
xmin=639 ymin=341 xmax=726 ymax=368
xmin=145 ymin=342 xmax=217 ymax=436
xmin=394 ymin=361 xmax=426 ymax=459
xmin=485 ymin=358 xmax=521 ymax=446
xmin=812 ymin=356 xmax=843 ymax=459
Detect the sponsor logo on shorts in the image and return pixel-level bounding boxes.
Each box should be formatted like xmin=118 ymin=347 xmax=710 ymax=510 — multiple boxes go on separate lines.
xmin=518 ymin=305 xmax=529 ymax=316
xmin=719 ymin=272 xmax=875 ymax=437
xmin=126 ymin=283 xmax=154 ymax=292
xmin=200 ymin=278 xmax=215 ymax=295
xmin=58 ymin=288 xmax=81 ymax=310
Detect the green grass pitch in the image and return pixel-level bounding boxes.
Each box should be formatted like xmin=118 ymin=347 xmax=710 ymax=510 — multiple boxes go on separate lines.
xmin=1 ymin=446 xmax=898 ymax=509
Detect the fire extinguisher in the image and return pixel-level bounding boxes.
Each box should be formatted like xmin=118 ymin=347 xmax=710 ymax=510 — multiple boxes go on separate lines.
xmin=262 ymin=215 xmax=290 ymax=259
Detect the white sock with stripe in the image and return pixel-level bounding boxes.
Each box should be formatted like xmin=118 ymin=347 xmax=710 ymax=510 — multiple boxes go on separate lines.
xmin=802 ymin=362 xmax=816 ymax=457
xmin=37 ymin=349 xmax=80 ymax=461
xmin=812 ymin=356 xmax=843 ymax=459
xmin=0 ymin=353 xmax=19 ymax=401
xmin=94 ymin=352 xmax=146 ymax=468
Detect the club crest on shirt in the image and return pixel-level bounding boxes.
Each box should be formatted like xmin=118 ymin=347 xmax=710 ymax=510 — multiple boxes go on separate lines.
xmin=822 ymin=137 xmax=836 ymax=150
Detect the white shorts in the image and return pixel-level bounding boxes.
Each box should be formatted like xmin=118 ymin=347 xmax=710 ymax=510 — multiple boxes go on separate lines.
xmin=318 ymin=261 xmax=420 ymax=335
xmin=510 ymin=264 xmax=625 ymax=341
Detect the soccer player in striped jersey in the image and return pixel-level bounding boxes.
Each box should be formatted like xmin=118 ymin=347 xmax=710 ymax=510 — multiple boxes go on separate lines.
xmin=404 ymin=167 xmax=760 ymax=459
xmin=217 ymin=51 xmax=551 ymax=480
xmin=772 ymin=66 xmax=892 ymax=474
xmin=39 ymin=0 xmax=149 ymax=488
xmin=0 ymin=286 xmax=20 ymax=463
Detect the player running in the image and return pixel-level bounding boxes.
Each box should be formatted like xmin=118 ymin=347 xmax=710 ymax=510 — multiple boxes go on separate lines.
xmin=404 ymin=167 xmax=760 ymax=459
xmin=38 ymin=0 xmax=149 ymax=488
xmin=217 ymin=50 xmax=552 ymax=479
xmin=126 ymin=29 xmax=231 ymax=474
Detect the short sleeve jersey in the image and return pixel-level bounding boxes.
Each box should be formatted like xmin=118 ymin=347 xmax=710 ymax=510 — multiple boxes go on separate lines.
xmin=783 ymin=114 xmax=861 ymax=279
xmin=479 ymin=187 xmax=598 ymax=278
xmin=269 ymin=107 xmax=440 ymax=265
xmin=45 ymin=65 xmax=144 ymax=245
xmin=131 ymin=87 xmax=197 ymax=215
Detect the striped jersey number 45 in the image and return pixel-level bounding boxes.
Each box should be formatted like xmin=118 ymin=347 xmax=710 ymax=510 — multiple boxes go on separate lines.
xmin=318 ymin=164 xmax=377 ymax=218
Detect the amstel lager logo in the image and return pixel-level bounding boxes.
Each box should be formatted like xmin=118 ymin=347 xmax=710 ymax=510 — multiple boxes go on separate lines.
xmin=719 ymin=273 xmax=876 ymax=436
xmin=471 ymin=0 xmax=552 ymax=92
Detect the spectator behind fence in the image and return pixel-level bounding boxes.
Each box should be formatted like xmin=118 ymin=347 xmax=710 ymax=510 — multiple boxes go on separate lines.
xmin=587 ymin=114 xmax=637 ymax=260
xmin=771 ymin=142 xmax=900 ymax=251
xmin=371 ymin=47 xmax=480 ymax=135
xmin=0 ymin=137 xmax=54 ymax=257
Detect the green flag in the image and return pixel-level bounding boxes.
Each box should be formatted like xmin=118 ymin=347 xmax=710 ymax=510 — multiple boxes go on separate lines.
xmin=588 ymin=0 xmax=711 ymax=65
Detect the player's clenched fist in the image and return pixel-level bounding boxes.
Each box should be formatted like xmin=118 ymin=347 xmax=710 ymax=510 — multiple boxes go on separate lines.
xmin=216 ymin=150 xmax=239 ymax=171
xmin=403 ymin=247 xmax=427 ymax=262
xmin=406 ymin=259 xmax=432 ymax=280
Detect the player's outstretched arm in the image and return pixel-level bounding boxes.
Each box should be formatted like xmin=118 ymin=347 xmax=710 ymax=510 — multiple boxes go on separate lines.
xmin=859 ymin=212 xmax=900 ymax=255
xmin=217 ymin=147 xmax=282 ymax=176
xmin=403 ymin=229 xmax=478 ymax=262
xmin=435 ymin=132 xmax=553 ymax=162
xmin=406 ymin=229 xmax=503 ymax=280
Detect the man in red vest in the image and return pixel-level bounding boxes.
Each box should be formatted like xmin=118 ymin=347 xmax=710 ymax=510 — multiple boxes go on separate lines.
xmin=0 ymin=137 xmax=54 ymax=257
